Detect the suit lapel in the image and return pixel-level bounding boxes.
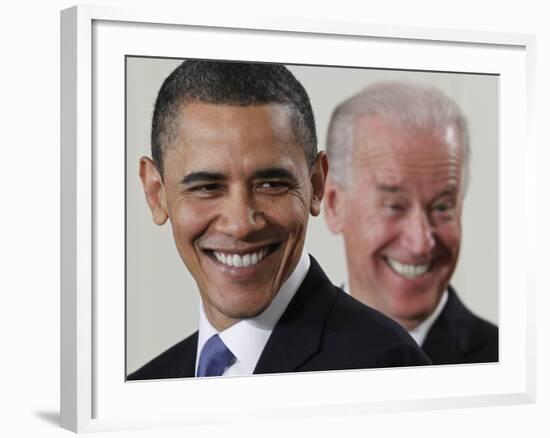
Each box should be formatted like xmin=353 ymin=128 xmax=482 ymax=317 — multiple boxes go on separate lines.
xmin=253 ymin=256 xmax=337 ymax=374
xmin=422 ymin=287 xmax=477 ymax=363
xmin=179 ymin=332 xmax=199 ymax=378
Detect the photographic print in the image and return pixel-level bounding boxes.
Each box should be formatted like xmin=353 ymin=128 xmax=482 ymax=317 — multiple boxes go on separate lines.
xmin=125 ymin=57 xmax=499 ymax=378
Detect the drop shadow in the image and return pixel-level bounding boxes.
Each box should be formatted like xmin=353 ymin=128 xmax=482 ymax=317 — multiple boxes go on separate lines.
xmin=34 ymin=410 xmax=60 ymax=427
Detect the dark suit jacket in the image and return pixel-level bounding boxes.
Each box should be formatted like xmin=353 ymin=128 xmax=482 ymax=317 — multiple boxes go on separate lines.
xmin=421 ymin=287 xmax=498 ymax=365
xmin=128 ymin=256 xmax=430 ymax=380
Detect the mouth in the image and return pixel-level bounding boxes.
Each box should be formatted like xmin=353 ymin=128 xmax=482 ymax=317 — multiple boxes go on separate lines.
xmin=384 ymin=257 xmax=431 ymax=279
xmin=204 ymin=243 xmax=282 ymax=268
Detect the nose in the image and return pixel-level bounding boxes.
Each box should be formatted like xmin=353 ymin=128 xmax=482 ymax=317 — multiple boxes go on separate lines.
xmin=401 ymin=208 xmax=436 ymax=257
xmin=214 ymin=188 xmax=265 ymax=239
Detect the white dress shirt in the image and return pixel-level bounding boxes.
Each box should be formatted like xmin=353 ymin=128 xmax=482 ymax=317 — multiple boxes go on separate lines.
xmin=407 ymin=290 xmax=448 ymax=346
xmin=195 ymin=251 xmax=310 ymax=377
xmin=342 ymin=280 xmax=448 ymax=347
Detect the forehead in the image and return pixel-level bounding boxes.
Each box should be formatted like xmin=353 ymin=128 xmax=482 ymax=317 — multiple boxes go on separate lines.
xmin=352 ymin=115 xmax=464 ymax=188
xmin=165 ymin=102 xmax=307 ymax=173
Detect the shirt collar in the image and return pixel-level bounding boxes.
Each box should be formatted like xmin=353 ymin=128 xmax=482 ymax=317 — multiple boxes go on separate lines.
xmin=408 ymin=289 xmax=448 ymax=346
xmin=196 ymin=250 xmax=310 ymax=375
xmin=342 ymin=280 xmax=449 ymax=347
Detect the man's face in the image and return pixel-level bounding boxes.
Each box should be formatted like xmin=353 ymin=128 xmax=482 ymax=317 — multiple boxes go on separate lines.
xmin=325 ymin=116 xmax=464 ymax=329
xmin=140 ymin=103 xmax=325 ymax=331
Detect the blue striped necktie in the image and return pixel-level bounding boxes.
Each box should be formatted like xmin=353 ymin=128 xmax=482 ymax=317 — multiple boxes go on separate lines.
xmin=197 ymin=334 xmax=236 ymax=377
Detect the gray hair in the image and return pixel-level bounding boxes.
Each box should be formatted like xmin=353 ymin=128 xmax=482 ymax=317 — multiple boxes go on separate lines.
xmin=326 ymin=81 xmax=470 ymax=193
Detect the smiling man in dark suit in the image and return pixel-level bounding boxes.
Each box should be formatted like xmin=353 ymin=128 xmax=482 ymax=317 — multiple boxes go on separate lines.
xmin=128 ymin=61 xmax=429 ymax=380
xmin=324 ymin=82 xmax=498 ymax=365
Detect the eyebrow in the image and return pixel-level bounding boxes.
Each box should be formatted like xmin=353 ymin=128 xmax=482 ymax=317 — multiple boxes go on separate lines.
xmin=375 ymin=183 xmax=459 ymax=197
xmin=253 ymin=167 xmax=299 ymax=185
xmin=435 ymin=186 xmax=459 ymax=198
xmin=376 ymin=183 xmax=402 ymax=193
xmin=180 ymin=167 xmax=299 ymax=186
xmin=181 ymin=171 xmax=225 ymax=185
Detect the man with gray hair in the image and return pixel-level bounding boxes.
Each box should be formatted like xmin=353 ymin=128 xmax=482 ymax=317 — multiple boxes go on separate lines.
xmin=324 ymin=82 xmax=498 ymax=365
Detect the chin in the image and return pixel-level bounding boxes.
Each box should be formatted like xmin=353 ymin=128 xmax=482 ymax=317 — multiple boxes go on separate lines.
xmin=219 ymin=299 xmax=273 ymax=321
xmin=391 ymin=295 xmax=438 ymax=322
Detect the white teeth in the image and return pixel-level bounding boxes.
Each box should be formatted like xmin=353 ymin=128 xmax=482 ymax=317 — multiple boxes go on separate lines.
xmin=386 ymin=258 xmax=430 ymax=278
xmin=212 ymin=248 xmax=269 ymax=268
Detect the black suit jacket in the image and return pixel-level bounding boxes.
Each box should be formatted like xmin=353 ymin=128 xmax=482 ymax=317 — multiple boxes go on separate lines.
xmin=128 ymin=256 xmax=430 ymax=380
xmin=421 ymin=287 xmax=498 ymax=365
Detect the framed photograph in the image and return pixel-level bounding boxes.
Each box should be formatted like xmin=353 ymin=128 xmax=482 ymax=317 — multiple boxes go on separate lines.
xmin=61 ymin=5 xmax=535 ymax=433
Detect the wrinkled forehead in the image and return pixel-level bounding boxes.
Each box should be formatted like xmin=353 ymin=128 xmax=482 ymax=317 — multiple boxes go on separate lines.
xmin=354 ymin=115 xmax=463 ymax=161
xmin=351 ymin=115 xmax=465 ymax=189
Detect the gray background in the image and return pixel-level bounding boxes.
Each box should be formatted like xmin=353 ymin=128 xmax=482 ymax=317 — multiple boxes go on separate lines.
xmin=126 ymin=57 xmax=499 ymax=374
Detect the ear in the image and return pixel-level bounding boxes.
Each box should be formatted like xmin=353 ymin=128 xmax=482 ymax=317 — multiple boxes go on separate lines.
xmin=323 ymin=174 xmax=346 ymax=234
xmin=309 ymin=152 xmax=329 ymax=217
xmin=139 ymin=157 xmax=169 ymax=225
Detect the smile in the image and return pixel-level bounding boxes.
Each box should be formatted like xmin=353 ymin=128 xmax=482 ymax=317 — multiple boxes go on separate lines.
xmin=211 ymin=247 xmax=273 ymax=268
xmin=385 ymin=257 xmax=430 ymax=279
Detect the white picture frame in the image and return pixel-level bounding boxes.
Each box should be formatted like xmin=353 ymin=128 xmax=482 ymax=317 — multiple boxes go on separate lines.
xmin=60 ymin=5 xmax=536 ymax=433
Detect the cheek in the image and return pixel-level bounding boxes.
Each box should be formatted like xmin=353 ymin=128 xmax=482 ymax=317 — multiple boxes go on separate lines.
xmin=436 ymin=222 xmax=462 ymax=255
xmin=344 ymin=210 xmax=398 ymax=256
xmin=170 ymin=204 xmax=211 ymax=249
xmin=258 ymin=197 xmax=308 ymax=232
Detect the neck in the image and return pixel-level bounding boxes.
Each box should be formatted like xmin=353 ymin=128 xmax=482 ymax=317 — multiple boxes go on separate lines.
xmin=395 ymin=316 xmax=422 ymax=331
xmin=203 ymin=306 xmax=239 ymax=332
xmin=347 ymin=278 xmax=423 ymax=331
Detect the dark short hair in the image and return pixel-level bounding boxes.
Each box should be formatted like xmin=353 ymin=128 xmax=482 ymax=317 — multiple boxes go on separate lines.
xmin=151 ymin=60 xmax=318 ymax=175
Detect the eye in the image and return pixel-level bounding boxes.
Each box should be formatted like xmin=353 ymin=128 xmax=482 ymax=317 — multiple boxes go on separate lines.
xmin=430 ymin=199 xmax=457 ymax=220
xmin=188 ymin=183 xmax=225 ymax=197
xmin=384 ymin=203 xmax=405 ymax=213
xmin=433 ymin=203 xmax=450 ymax=212
xmin=197 ymin=183 xmax=223 ymax=191
xmin=432 ymin=199 xmax=456 ymax=214
xmin=256 ymin=181 xmax=289 ymax=194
